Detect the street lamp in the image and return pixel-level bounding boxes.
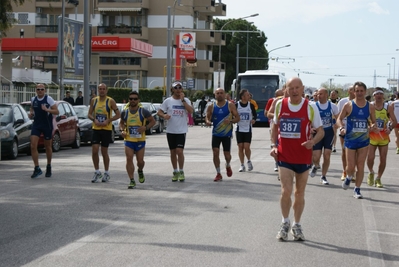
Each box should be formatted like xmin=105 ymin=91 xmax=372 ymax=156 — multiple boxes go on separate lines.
xmin=217 ymin=13 xmax=259 ymax=88
xmin=246 ymin=22 xmax=254 ymax=71
xmin=387 ymin=63 xmax=391 ymax=91
xmin=267 ymin=44 xmax=291 ymax=57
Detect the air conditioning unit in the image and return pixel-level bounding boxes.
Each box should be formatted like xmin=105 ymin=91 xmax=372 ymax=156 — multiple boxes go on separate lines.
xmin=36 ymin=7 xmax=42 ymax=13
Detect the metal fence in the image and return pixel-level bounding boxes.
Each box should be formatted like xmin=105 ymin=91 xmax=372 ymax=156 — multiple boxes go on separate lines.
xmin=0 ymin=84 xmax=60 ymax=104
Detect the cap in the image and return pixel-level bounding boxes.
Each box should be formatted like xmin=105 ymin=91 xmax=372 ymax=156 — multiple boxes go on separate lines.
xmin=172 ymin=81 xmax=182 ymax=88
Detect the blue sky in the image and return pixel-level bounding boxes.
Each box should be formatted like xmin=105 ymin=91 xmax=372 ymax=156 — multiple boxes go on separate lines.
xmin=221 ymin=0 xmax=398 ymax=89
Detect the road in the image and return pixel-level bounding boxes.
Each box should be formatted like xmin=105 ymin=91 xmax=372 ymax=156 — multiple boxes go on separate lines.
xmin=1 ymin=126 xmax=398 ymax=267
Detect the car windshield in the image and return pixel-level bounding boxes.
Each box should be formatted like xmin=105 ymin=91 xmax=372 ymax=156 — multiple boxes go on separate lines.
xmin=73 ymin=106 xmax=89 ymax=119
xmin=0 ymin=106 xmax=13 ymax=125
xmin=141 ymin=103 xmax=151 ymax=110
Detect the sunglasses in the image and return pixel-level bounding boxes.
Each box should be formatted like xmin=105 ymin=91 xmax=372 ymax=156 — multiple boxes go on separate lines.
xmin=36 ymin=88 xmax=45 ymax=91
xmin=129 ymin=97 xmax=139 ymax=101
xmin=174 ymin=86 xmax=182 ymax=89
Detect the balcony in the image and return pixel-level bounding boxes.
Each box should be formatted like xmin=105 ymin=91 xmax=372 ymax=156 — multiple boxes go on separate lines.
xmin=214 ymin=3 xmax=227 ymax=16
xmin=193 ymin=0 xmax=217 ymax=15
xmin=97 ymin=0 xmax=149 ymax=10
xmin=35 ymin=25 xmax=59 ymax=38
xmin=214 ymin=32 xmax=226 ymax=46
xmin=36 ymin=0 xmax=77 ymax=9
xmin=192 ymin=59 xmax=214 ymax=73
xmin=196 ymin=31 xmax=215 ymax=45
xmin=97 ymin=25 xmax=148 ymax=40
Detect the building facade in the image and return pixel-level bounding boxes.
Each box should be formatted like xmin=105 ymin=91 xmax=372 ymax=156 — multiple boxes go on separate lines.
xmin=2 ymin=0 xmax=227 ymax=90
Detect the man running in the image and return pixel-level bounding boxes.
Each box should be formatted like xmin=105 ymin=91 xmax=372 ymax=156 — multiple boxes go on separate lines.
xmin=29 ymin=84 xmax=59 ymax=178
xmin=367 ymin=88 xmax=397 ymax=188
xmin=310 ymin=88 xmax=339 ymax=185
xmin=119 ymin=91 xmax=155 ymax=189
xmin=271 ymin=77 xmax=324 ymax=241
xmin=157 ymin=81 xmax=193 ymax=182
xmin=337 ymin=86 xmax=355 ymax=181
xmin=337 ymin=81 xmax=377 ymax=199
xmin=206 ymin=88 xmax=240 ymax=182
xmin=235 ymin=89 xmax=257 ymax=172
xmin=393 ymin=93 xmax=399 ymax=154
xmin=88 ymin=83 xmax=120 ymax=183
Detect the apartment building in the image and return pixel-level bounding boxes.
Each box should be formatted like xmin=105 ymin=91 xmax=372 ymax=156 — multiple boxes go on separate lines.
xmin=2 ymin=0 xmax=226 ymax=90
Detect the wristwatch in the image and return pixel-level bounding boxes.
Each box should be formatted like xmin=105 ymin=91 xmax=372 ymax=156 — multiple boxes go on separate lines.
xmin=181 ymin=99 xmax=186 ymax=103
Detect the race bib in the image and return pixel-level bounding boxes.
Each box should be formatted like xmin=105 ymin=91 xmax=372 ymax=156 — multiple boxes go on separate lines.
xmin=240 ymin=112 xmax=250 ymax=121
xmin=96 ymin=114 xmax=107 ymax=123
xmin=128 ymin=126 xmax=142 ymax=138
xmin=376 ymin=119 xmax=384 ymax=130
xmin=321 ymin=116 xmax=332 ymax=128
xmin=280 ymin=118 xmax=301 ymax=139
xmin=172 ymin=109 xmax=184 ymax=117
xmin=351 ymin=118 xmax=368 ymax=133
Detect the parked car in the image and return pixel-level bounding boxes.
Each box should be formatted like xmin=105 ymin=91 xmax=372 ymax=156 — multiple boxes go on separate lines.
xmin=153 ymin=103 xmax=167 ymax=130
xmin=20 ymin=100 xmax=81 ymax=152
xmin=0 ymin=103 xmax=32 ymax=159
xmin=73 ymin=105 xmax=93 ymax=144
xmin=141 ymin=102 xmax=163 ymax=135
xmin=112 ymin=103 xmax=125 ymax=140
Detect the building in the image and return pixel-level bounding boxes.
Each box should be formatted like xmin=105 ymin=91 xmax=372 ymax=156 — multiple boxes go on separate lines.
xmin=1 ymin=0 xmax=227 ymax=91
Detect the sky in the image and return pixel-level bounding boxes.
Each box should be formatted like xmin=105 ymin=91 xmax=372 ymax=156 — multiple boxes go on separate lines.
xmin=220 ymin=0 xmax=399 ymax=90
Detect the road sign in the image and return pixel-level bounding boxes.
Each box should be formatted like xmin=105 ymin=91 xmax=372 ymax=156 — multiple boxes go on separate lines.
xmin=387 ymin=78 xmax=398 ymax=85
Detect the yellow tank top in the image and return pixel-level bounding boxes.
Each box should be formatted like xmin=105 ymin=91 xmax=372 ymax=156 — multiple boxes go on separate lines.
xmin=124 ymin=108 xmax=146 ymax=142
xmin=374 ymin=104 xmax=389 ymax=130
xmin=92 ymin=96 xmax=113 ymax=131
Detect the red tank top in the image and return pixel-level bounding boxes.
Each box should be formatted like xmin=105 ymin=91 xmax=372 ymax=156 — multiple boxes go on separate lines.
xmin=277 ymin=98 xmax=312 ymax=164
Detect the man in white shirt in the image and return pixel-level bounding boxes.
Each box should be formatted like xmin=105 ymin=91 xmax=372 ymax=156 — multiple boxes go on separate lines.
xmin=158 ymin=81 xmax=193 ymax=182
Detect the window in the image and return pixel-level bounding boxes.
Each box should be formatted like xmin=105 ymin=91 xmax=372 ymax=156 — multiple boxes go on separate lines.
xmin=13 ymin=106 xmax=24 ymax=121
xmin=58 ymin=103 xmax=66 ymax=116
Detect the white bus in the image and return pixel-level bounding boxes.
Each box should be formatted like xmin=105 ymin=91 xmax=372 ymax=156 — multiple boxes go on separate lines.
xmin=232 ymin=70 xmax=286 ymax=124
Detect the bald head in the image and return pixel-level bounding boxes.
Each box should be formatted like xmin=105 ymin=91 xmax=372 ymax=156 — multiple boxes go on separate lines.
xmin=275 ymin=89 xmax=284 ymax=97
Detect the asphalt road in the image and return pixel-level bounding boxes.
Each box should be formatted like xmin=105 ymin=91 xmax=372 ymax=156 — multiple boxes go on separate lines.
xmin=1 ymin=126 xmax=398 ymax=267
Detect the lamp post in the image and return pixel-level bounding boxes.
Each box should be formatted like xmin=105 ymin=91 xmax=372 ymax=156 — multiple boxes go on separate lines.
xmin=267 ymin=44 xmax=291 ymax=57
xmin=217 ymin=13 xmax=259 ymax=88
xmin=392 ymin=57 xmax=396 ymax=79
xmin=387 ymin=63 xmax=391 ymax=91
xmin=246 ymin=22 xmax=254 ymax=71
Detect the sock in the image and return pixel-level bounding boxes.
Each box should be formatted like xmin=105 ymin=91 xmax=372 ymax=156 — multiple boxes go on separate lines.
xmin=216 ymin=167 xmax=221 ymax=173
xmin=293 ymin=222 xmax=300 ymax=226
xmin=179 ymin=169 xmax=184 ymax=173
xmin=104 ymin=170 xmax=109 ymax=174
xmin=282 ymin=217 xmax=290 ymax=224
xmin=226 ymin=163 xmax=231 ymax=168
xmin=174 ymin=169 xmax=178 ymax=173
xmin=95 ymin=169 xmax=100 ymax=174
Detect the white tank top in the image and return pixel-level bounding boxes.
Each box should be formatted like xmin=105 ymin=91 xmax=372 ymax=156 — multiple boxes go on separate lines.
xmin=236 ymin=101 xmax=252 ymax=133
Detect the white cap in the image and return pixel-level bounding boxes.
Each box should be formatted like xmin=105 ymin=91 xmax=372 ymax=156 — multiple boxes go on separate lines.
xmin=172 ymin=81 xmax=182 ymax=87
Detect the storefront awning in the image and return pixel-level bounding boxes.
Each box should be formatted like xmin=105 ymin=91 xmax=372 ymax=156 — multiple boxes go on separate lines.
xmin=98 ymin=7 xmax=141 ymax=12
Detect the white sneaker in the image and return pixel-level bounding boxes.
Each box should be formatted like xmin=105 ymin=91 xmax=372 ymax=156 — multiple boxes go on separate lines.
xmin=247 ymin=161 xmax=253 ymax=171
xmin=239 ymin=165 xmax=246 ymax=172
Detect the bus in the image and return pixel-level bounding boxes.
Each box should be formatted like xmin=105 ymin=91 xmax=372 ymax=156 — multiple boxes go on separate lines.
xmin=232 ymin=70 xmax=286 ymax=125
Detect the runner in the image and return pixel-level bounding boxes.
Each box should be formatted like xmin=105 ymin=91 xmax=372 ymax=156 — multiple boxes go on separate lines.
xmin=29 ymin=84 xmax=59 ymax=178
xmin=329 ymin=90 xmax=340 ymax=152
xmin=337 ymin=81 xmax=377 ymax=199
xmin=271 ymin=77 xmax=324 ymax=241
xmin=366 ymin=88 xmax=397 ymax=188
xmin=393 ymin=93 xmax=399 ymax=154
xmin=157 ymin=81 xmax=193 ymax=182
xmin=88 ymin=83 xmax=121 ymax=183
xmin=205 ymin=88 xmax=240 ymax=182
xmin=310 ymin=88 xmax=339 ymax=185
xmin=235 ymin=89 xmax=257 ymax=172
xmin=119 ymin=91 xmax=156 ymax=189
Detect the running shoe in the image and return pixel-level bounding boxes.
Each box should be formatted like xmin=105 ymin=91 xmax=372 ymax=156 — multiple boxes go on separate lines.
xmin=45 ymin=164 xmax=52 ymax=177
xmin=375 ymin=178 xmax=383 ymax=188
xmin=138 ymin=170 xmax=145 ymax=183
xmin=367 ymin=172 xmax=374 ymax=186
xmin=291 ymin=224 xmax=305 ymax=241
xmin=239 ymin=165 xmax=246 ymax=172
xmin=214 ymin=173 xmax=223 ymax=182
xmin=310 ymin=165 xmax=319 ymax=178
xmin=320 ymin=176 xmax=329 ymax=185
xmin=172 ymin=171 xmax=179 ymax=182
xmin=247 ymin=161 xmax=253 ymax=171
xmin=332 ymin=147 xmax=336 ymax=153
xmin=353 ymin=187 xmax=363 ymax=199
xmin=342 ymin=177 xmax=351 ymax=190
xmin=397 ymin=148 xmax=399 ymax=154
xmin=31 ymin=166 xmax=42 ymax=179
xmin=226 ymin=165 xmax=233 ymax=177
xmin=340 ymin=171 xmax=347 ymax=181
xmin=102 ymin=173 xmax=110 ymax=182
xmin=91 ymin=172 xmax=102 ymax=183
xmin=128 ymin=179 xmax=136 ymax=189
xmin=276 ymin=222 xmax=290 ymax=241
xmin=178 ymin=171 xmax=185 ymax=182
xmin=274 ymin=162 xmax=278 ymax=172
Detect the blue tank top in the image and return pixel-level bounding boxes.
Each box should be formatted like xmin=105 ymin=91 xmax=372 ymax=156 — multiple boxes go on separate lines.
xmin=211 ymin=102 xmax=233 ymax=137
xmin=316 ymin=101 xmax=333 ymax=130
xmin=345 ymin=100 xmax=369 ymax=146
xmin=32 ymin=95 xmax=53 ymax=129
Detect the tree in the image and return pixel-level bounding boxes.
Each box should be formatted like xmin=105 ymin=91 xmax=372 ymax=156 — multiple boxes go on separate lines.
xmin=0 ymin=0 xmax=24 ymax=37
xmin=213 ymin=19 xmax=268 ymax=90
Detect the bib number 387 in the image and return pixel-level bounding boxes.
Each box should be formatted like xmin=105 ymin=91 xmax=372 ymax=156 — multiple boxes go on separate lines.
xmin=280 ymin=118 xmax=301 ymax=139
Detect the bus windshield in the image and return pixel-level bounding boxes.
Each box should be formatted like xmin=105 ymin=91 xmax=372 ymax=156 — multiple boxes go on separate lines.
xmin=238 ymin=75 xmax=279 ymax=102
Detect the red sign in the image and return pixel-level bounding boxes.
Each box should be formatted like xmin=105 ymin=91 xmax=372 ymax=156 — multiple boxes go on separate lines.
xmin=91 ymin=37 xmax=119 ymax=48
